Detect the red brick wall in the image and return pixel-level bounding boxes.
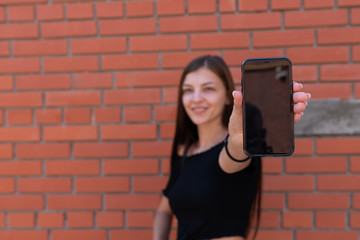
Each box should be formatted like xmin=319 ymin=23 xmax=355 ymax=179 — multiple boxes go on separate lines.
xmin=0 ymin=0 xmax=358 ymax=239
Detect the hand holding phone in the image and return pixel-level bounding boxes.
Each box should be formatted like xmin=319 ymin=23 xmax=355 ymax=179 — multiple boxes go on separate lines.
xmin=241 ymin=58 xmax=294 ymax=156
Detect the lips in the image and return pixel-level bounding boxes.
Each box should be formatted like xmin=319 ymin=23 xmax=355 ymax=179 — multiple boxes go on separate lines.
xmin=191 ymin=106 xmax=207 ymax=113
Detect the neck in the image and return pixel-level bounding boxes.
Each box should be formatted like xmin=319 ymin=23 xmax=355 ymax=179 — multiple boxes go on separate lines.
xmin=195 ymin=121 xmax=228 ymax=153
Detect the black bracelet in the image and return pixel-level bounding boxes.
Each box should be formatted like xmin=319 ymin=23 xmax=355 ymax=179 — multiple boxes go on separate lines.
xmin=224 ymin=134 xmax=251 ymax=163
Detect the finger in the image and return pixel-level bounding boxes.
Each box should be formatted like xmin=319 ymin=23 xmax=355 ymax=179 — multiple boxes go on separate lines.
xmin=293 ymin=82 xmax=303 ymax=92
xmin=294 ymin=112 xmax=303 ymax=124
xmin=293 ymin=92 xmax=311 ymax=103
xmin=232 ymin=90 xmax=243 ymax=108
xmin=294 ymin=102 xmax=307 ymax=113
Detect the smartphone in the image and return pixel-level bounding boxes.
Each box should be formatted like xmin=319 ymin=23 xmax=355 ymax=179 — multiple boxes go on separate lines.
xmin=241 ymin=57 xmax=294 ymax=157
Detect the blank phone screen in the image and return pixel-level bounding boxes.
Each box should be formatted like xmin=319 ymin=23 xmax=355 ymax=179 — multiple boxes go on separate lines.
xmin=242 ymin=58 xmax=294 ymax=156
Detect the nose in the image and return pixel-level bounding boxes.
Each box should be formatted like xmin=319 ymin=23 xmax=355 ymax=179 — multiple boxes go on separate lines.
xmin=192 ymin=89 xmax=203 ymax=102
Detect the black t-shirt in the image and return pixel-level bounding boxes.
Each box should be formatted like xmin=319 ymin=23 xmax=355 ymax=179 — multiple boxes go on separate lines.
xmin=163 ymin=141 xmax=261 ymax=240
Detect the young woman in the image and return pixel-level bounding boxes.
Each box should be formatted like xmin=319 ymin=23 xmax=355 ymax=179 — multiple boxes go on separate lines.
xmin=153 ymin=56 xmax=310 ymax=240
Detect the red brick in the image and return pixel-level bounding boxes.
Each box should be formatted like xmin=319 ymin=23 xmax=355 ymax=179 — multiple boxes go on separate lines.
xmin=104 ymin=89 xmax=161 ymax=105
xmin=65 ymin=108 xmax=91 ymax=123
xmin=44 ymin=126 xmax=97 ymax=141
xmin=354 ymin=193 xmax=360 ymax=209
xmin=239 ymin=0 xmax=267 ymax=11
xmin=0 ymin=110 xmax=3 ymax=125
xmin=123 ymin=106 xmax=152 ymax=122
xmin=7 ymin=109 xmax=32 ymax=125
xmin=352 ymin=8 xmax=360 ymax=24
xmin=103 ymin=159 xmax=158 ymax=175
xmin=115 ymin=70 xmax=181 ymax=88
xmin=106 ymin=194 xmax=160 ymax=210
xmin=0 ymin=127 xmax=40 ymax=142
xmin=160 ymin=123 xmax=175 ymax=139
xmin=318 ymin=27 xmax=360 ymax=45
xmin=130 ymin=35 xmax=187 ymax=52
xmin=71 ymin=72 xmax=112 ymax=89
xmin=36 ymin=109 xmax=62 ymax=124
xmin=38 ymin=213 xmax=64 ymax=228
xmin=338 ymin=0 xmax=360 ymax=6
xmin=350 ymin=212 xmax=360 ymax=228
xmin=72 ymin=37 xmax=126 ymax=55
xmin=287 ymin=47 xmax=348 ymax=64
xmin=74 ymin=142 xmax=128 ymax=158
xmin=94 ymin=107 xmax=121 ymax=123
xmin=0 ymin=76 xmax=13 ymax=90
xmin=191 ymin=32 xmax=249 ymax=50
xmin=0 ymin=23 xmax=38 ymax=39
xmin=133 ymin=176 xmax=168 ymax=192
xmin=0 ymin=144 xmax=13 ymax=159
xmin=42 ymin=21 xmax=96 ymax=38
xmin=354 ymin=46 xmax=360 ymax=62
xmin=52 ymin=230 xmax=106 ymax=240
xmin=0 ymin=178 xmax=14 ymax=193
xmin=222 ymin=13 xmax=281 ymax=30
xmin=293 ymin=65 xmax=317 ymax=82
xmin=14 ymin=39 xmax=67 ymax=56
xmin=97 ymin=212 xmax=124 ymax=228
xmin=17 ymin=74 xmax=71 ymax=90
xmin=103 ymin=54 xmax=158 ymax=70
xmin=283 ymin=212 xmax=312 ymax=228
xmin=253 ymin=29 xmax=313 ymax=48
xmin=101 ymin=124 xmax=156 ymax=140
xmin=67 ymin=212 xmax=93 ymax=228
xmin=321 ymin=64 xmax=360 ymax=81
xmin=0 ymin=41 xmax=9 ymax=56
xmin=44 ymin=56 xmax=98 ymax=73
xmin=260 ymin=157 xmax=281 ymax=174
xmin=263 ymin=175 xmax=314 ymax=191
xmin=0 ymin=7 xmax=4 ymax=22
xmin=96 ymin=2 xmax=123 ymax=18
xmin=48 ymin=195 xmax=102 ymax=210
xmin=75 ymin=177 xmax=130 ymax=193
xmin=100 ymin=19 xmax=156 ymax=35
xmin=0 ymin=57 xmax=40 ymax=74
xmin=296 ymin=231 xmax=358 ymax=240
xmin=126 ymin=1 xmax=154 ymax=17
xmin=250 ymin=211 xmax=280 ymax=228
xmin=164 ymin=87 xmax=178 ymax=103
xmin=0 ymin=161 xmax=41 ymax=176
xmin=285 ymin=9 xmax=347 ymax=28
xmin=248 ymin=230 xmax=292 ymax=240
xmin=356 ymin=84 xmax=360 ymax=98
xmin=0 ymin=0 xmax=46 ymax=3
xmin=132 ymin=141 xmax=172 ymax=157
xmin=17 ymin=143 xmax=70 ymax=159
xmin=0 ymin=231 xmax=47 ymax=240
xmin=127 ymin=211 xmax=154 ymax=227
xmin=46 ymin=160 xmax=100 ymax=176
xmin=160 ymin=15 xmax=217 ymax=33
xmin=157 ymin=0 xmax=185 ymax=15
xmin=262 ymin=194 xmax=285 ymax=210
xmin=0 ymin=195 xmax=43 ymax=210
xmin=302 ymin=83 xmax=351 ymax=99
xmin=288 ymin=193 xmax=349 ymax=209
xmin=110 ymin=230 xmax=152 ymax=240
xmin=223 ymin=49 xmax=283 ymax=66
xmin=9 ymin=213 xmax=34 ymax=228
xmin=67 ymin=3 xmax=93 ymax=20
xmin=220 ymin=0 xmax=236 ymax=12
xmin=318 ymin=175 xmax=360 ymax=191
xmin=304 ymin=0 xmax=334 ymax=8
xmin=188 ymin=0 xmax=216 ymax=13
xmin=317 ymin=138 xmax=360 ymax=154
xmin=37 ymin=4 xmax=64 ymax=21
xmin=351 ymin=156 xmax=360 ymax=172
xmin=272 ymin=0 xmax=300 ymax=10
xmin=8 ymin=6 xmax=35 ymax=22
xmin=316 ymin=212 xmax=346 ymax=228
xmin=286 ymin=157 xmax=347 ymax=173
xmin=18 ymin=178 xmax=71 ymax=193
xmin=154 ymin=105 xmax=177 ymax=121
xmin=162 ymin=51 xmax=220 ymax=68
xmin=46 ymin=91 xmax=101 ymax=107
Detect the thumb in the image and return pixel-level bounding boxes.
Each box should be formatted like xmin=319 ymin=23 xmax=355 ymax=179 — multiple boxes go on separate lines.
xmin=232 ymin=90 xmax=243 ymax=109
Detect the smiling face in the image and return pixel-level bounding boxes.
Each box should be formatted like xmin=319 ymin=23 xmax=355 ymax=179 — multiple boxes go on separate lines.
xmin=182 ymin=67 xmax=230 ymax=128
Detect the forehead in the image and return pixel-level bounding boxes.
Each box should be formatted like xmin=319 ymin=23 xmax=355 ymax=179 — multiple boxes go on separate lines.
xmin=183 ymin=68 xmax=224 ymax=86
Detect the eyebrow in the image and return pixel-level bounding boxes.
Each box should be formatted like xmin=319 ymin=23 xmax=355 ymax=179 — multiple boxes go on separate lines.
xmin=182 ymin=81 xmax=216 ymax=87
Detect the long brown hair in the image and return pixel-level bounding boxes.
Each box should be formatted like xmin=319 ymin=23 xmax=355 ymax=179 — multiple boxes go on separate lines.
xmin=170 ymin=55 xmax=262 ymax=239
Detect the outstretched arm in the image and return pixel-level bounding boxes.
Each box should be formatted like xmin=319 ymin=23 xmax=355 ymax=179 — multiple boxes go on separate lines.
xmin=153 ymin=196 xmax=173 ymax=240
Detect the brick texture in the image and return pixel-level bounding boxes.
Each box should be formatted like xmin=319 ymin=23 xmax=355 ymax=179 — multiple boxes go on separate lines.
xmin=0 ymin=0 xmax=356 ymax=239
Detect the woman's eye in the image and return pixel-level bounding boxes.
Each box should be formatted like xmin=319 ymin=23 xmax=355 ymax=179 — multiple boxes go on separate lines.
xmin=204 ymin=87 xmax=214 ymax=91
